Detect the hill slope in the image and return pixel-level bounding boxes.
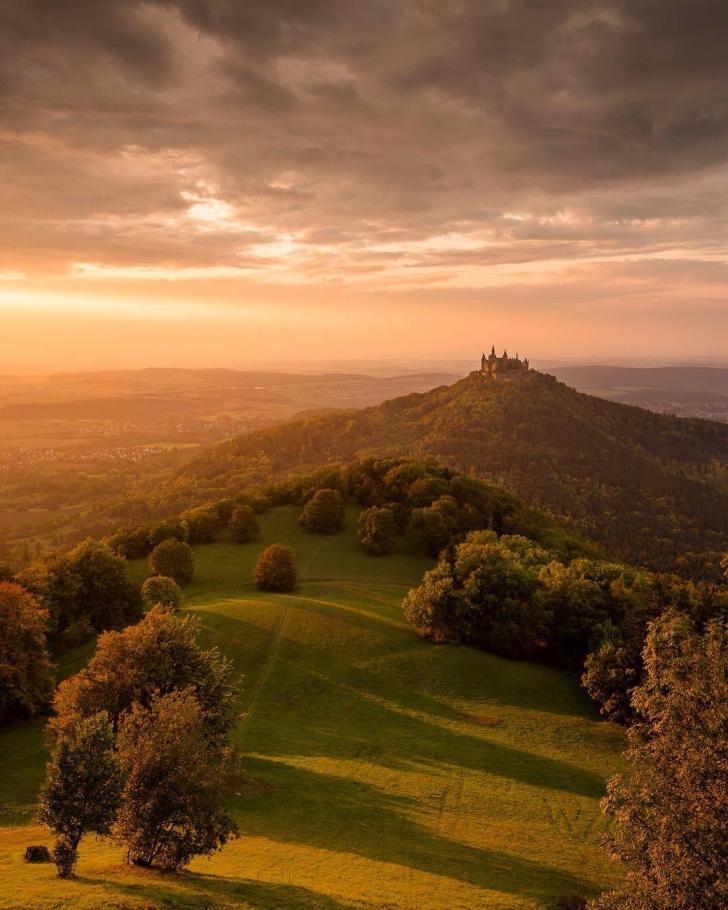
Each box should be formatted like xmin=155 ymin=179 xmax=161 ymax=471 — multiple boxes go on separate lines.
xmin=0 ymin=507 xmax=623 ymax=910
xmin=178 ymin=372 xmax=728 ymax=579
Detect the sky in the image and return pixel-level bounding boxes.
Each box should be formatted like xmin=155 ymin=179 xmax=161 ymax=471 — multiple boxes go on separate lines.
xmin=2 ymin=1 xmax=728 ymax=370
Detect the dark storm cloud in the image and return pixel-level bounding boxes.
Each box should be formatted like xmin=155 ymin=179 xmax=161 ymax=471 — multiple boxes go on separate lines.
xmin=1 ymin=0 xmax=728 ymax=278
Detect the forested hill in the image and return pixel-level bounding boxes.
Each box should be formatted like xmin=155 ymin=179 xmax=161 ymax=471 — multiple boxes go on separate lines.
xmin=178 ymin=370 xmax=728 ymax=580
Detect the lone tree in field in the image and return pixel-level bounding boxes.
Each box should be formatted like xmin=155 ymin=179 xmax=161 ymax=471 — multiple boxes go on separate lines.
xmin=254 ymin=544 xmax=297 ymax=592
xmin=299 ymin=488 xmax=346 ymax=534
xmin=229 ymin=505 xmax=260 ymax=544
xmin=115 ymin=689 xmax=236 ymax=870
xmin=38 ymin=712 xmax=122 ymax=878
xmin=591 ymin=613 xmax=728 ymax=910
xmin=0 ymin=581 xmax=54 ymax=723
xmin=149 ymin=538 xmax=194 ymax=586
xmin=141 ymin=575 xmax=182 ymax=611
xmin=358 ymin=506 xmax=398 ymax=556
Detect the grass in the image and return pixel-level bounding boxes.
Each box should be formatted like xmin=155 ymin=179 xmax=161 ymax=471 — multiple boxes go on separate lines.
xmin=0 ymin=506 xmax=625 ymax=909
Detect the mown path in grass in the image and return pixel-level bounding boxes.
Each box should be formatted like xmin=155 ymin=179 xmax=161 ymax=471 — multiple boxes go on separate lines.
xmin=0 ymin=506 xmax=625 ymax=909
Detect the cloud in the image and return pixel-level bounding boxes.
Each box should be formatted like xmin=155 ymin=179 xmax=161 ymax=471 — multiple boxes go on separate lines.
xmin=0 ymin=0 xmax=727 ymax=319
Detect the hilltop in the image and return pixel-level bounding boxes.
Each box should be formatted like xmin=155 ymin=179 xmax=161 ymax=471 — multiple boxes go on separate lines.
xmin=176 ymin=370 xmax=728 ymax=579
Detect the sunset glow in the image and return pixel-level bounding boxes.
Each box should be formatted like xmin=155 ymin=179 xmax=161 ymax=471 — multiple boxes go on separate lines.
xmin=2 ymin=2 xmax=728 ymax=368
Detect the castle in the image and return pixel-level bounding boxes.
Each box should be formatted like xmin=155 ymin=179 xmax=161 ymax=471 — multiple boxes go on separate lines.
xmin=479 ymin=346 xmax=529 ymax=379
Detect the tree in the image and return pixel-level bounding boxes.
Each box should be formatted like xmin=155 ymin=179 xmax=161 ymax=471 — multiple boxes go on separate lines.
xmin=591 ymin=613 xmax=728 ymax=910
xmin=409 ymin=498 xmax=458 ymax=556
xmin=38 ymin=712 xmax=122 ymax=878
xmin=51 ymin=606 xmax=234 ymax=742
xmin=0 ymin=561 xmax=14 ymax=583
xmin=254 ymin=544 xmax=297 ymax=592
xmin=0 ymin=582 xmax=54 ymax=723
xmin=65 ymin=539 xmax=142 ymax=632
xmin=229 ymin=505 xmax=260 ymax=544
xmin=402 ymin=562 xmax=464 ymax=643
xmin=298 ymin=489 xmax=346 ymax=534
xmin=141 ymin=575 xmax=182 ymax=611
xmin=358 ymin=507 xmax=398 ymax=556
xmin=114 ymin=689 xmax=236 ymax=870
xmin=180 ymin=505 xmax=223 ymax=544
xmin=149 ymin=538 xmax=194 ymax=586
xmin=18 ymin=540 xmax=141 ymax=649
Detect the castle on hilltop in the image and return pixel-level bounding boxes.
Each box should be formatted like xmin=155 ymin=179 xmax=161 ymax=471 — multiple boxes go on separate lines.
xmin=479 ymin=346 xmax=529 ymax=379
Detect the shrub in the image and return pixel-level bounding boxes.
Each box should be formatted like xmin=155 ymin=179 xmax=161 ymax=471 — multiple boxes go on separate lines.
xmin=0 ymin=582 xmax=54 ymax=723
xmin=141 ymin=575 xmax=182 ymax=612
xmin=254 ymin=544 xmax=297 ymax=592
xmin=229 ymin=505 xmax=260 ymax=544
xmin=299 ymin=488 xmax=345 ymax=534
xmin=358 ymin=507 xmax=398 ymax=556
xmin=149 ymin=539 xmax=194 ymax=586
xmin=0 ymin=561 xmax=14 ymax=583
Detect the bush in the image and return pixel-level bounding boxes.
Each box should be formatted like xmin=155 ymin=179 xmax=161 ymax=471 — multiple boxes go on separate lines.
xmin=0 ymin=582 xmax=54 ymax=723
xmin=299 ymin=489 xmax=346 ymax=534
xmin=141 ymin=575 xmax=182 ymax=612
xmin=229 ymin=505 xmax=260 ymax=544
xmin=254 ymin=544 xmax=297 ymax=592
xmin=149 ymin=539 xmax=194 ymax=586
xmin=358 ymin=507 xmax=398 ymax=556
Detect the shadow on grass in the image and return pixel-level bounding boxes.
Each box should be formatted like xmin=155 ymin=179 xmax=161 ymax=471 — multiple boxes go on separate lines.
xmin=235 ymin=758 xmax=600 ymax=904
xmin=200 ymin=608 xmax=606 ymax=800
xmin=79 ymin=871 xmax=360 ymax=910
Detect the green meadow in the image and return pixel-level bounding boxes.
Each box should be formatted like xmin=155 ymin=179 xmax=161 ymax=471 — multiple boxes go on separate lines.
xmin=0 ymin=506 xmax=624 ymax=909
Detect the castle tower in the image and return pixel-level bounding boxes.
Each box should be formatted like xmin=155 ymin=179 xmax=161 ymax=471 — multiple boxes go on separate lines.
xmin=481 ymin=352 xmax=487 ymax=372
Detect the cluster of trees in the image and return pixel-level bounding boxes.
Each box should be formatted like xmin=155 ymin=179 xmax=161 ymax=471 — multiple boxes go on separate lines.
xmin=176 ymin=371 xmax=728 ymax=581
xmin=39 ymin=607 xmax=237 ymax=877
xmin=403 ymin=531 xmax=728 ymax=721
xmin=0 ymin=582 xmax=54 ymax=724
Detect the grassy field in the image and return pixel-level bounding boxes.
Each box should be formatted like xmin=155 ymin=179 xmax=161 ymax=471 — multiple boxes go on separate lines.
xmin=0 ymin=506 xmax=625 ymax=909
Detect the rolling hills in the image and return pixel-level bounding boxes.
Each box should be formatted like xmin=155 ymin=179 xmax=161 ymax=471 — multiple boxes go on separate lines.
xmin=175 ymin=371 xmax=728 ymax=580
xmin=0 ymin=506 xmax=623 ymax=910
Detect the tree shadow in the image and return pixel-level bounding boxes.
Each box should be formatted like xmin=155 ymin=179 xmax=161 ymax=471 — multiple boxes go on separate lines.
xmin=80 ymin=870 xmax=361 ymax=909
xmin=200 ymin=608 xmax=607 ymax=800
xmin=234 ymin=758 xmax=600 ymax=904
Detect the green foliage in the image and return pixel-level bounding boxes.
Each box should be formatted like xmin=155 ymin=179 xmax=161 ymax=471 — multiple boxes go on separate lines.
xmin=149 ymin=538 xmax=194 ymax=585
xmin=254 ymin=543 xmax=297 ymax=592
xmin=140 ymin=574 xmax=182 ymax=611
xmin=51 ymin=606 xmax=235 ymax=742
xmin=38 ymin=712 xmax=122 ymax=878
xmin=0 ymin=582 xmax=54 ymax=723
xmin=0 ymin=505 xmax=622 ymax=907
xmin=229 ymin=504 xmax=260 ymax=544
xmin=179 ymin=372 xmax=728 ymax=580
xmin=298 ymin=488 xmax=346 ymax=534
xmin=404 ymin=532 xmax=549 ymax=659
xmin=358 ymin=506 xmax=398 ymax=555
xmin=114 ymin=689 xmax=236 ymax=871
xmin=180 ymin=504 xmax=224 ymax=544
xmin=17 ymin=539 xmax=141 ymax=650
xmin=592 ymin=614 xmax=728 ymax=910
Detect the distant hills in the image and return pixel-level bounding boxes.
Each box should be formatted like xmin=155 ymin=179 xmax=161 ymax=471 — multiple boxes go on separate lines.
xmin=551 ymin=365 xmax=728 ymax=422
xmin=178 ymin=370 xmax=728 ymax=580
